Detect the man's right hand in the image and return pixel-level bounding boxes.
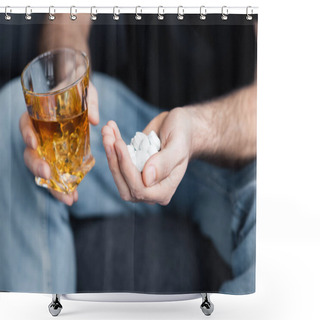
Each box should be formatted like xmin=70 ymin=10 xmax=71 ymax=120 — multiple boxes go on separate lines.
xmin=19 ymin=81 xmax=99 ymax=206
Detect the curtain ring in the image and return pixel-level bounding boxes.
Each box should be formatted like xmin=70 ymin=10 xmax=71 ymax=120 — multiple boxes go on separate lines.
xmin=135 ymin=6 xmax=142 ymax=20
xmin=70 ymin=6 xmax=77 ymax=21
xmin=90 ymin=6 xmax=97 ymax=21
xmin=48 ymin=6 xmax=55 ymax=21
xmin=25 ymin=6 xmax=32 ymax=20
xmin=157 ymin=6 xmax=164 ymax=20
xmin=4 ymin=6 xmax=12 ymax=21
xmin=177 ymin=6 xmax=184 ymax=20
xmin=221 ymin=6 xmax=228 ymax=20
xmin=246 ymin=6 xmax=253 ymax=21
xmin=113 ymin=6 xmax=120 ymax=20
xmin=200 ymin=6 xmax=207 ymax=20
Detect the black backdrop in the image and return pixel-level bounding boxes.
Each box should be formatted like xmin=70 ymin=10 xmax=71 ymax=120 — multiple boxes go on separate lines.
xmin=0 ymin=14 xmax=256 ymax=109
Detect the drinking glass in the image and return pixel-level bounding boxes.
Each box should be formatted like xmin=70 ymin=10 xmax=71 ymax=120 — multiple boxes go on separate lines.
xmin=21 ymin=48 xmax=95 ymax=194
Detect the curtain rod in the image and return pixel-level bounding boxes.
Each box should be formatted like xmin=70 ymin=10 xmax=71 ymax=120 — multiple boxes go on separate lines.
xmin=0 ymin=6 xmax=259 ymax=16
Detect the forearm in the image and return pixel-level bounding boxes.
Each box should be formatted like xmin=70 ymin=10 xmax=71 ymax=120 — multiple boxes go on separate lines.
xmin=188 ymin=82 xmax=257 ymax=167
xmin=39 ymin=14 xmax=91 ymax=56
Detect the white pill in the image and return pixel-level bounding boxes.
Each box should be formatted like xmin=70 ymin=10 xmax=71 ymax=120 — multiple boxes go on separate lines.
xmin=127 ymin=145 xmax=136 ymax=165
xmin=147 ymin=144 xmax=158 ymax=157
xmin=135 ymin=150 xmax=150 ymax=172
xmin=148 ymin=130 xmax=161 ymax=151
xmin=131 ymin=132 xmax=146 ymax=151
xmin=139 ymin=135 xmax=150 ymax=152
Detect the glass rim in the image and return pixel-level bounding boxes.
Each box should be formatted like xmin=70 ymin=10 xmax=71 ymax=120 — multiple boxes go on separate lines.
xmin=21 ymin=48 xmax=89 ymax=97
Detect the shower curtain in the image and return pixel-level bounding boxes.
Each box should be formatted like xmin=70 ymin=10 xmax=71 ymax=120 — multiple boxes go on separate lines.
xmin=0 ymin=8 xmax=257 ymax=296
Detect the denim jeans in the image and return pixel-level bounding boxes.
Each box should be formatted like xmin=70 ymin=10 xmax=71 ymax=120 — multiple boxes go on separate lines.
xmin=0 ymin=72 xmax=256 ymax=294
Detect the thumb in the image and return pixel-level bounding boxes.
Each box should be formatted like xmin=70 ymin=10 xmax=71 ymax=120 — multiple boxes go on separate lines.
xmin=142 ymin=138 xmax=181 ymax=187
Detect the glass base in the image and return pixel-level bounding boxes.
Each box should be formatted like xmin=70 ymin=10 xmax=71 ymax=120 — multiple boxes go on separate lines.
xmin=35 ymin=156 xmax=95 ymax=194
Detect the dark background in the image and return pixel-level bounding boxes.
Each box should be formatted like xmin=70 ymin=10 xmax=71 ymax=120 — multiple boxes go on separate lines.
xmin=0 ymin=14 xmax=256 ymax=109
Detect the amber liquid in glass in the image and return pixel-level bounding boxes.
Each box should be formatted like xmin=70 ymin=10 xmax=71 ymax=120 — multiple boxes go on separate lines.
xmin=31 ymin=108 xmax=95 ymax=194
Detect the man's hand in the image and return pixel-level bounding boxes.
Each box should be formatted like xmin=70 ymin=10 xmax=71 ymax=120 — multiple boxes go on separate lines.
xmin=102 ymin=107 xmax=194 ymax=205
xmin=19 ymin=81 xmax=99 ymax=206
xmin=101 ymin=82 xmax=256 ymax=205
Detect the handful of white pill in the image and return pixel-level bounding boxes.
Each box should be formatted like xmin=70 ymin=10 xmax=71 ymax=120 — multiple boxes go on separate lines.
xmin=127 ymin=131 xmax=161 ymax=172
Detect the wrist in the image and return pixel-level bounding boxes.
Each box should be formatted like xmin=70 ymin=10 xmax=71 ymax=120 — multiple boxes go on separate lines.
xmin=40 ymin=15 xmax=90 ymax=56
xmin=184 ymin=105 xmax=218 ymax=160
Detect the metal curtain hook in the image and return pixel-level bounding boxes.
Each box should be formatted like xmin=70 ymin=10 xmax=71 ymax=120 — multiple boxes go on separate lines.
xmin=157 ymin=6 xmax=164 ymax=20
xmin=221 ymin=6 xmax=228 ymax=20
xmin=5 ymin=6 xmax=12 ymax=21
xmin=135 ymin=6 xmax=142 ymax=20
xmin=70 ymin=6 xmax=77 ymax=21
xmin=90 ymin=6 xmax=97 ymax=21
xmin=25 ymin=6 xmax=32 ymax=20
xmin=200 ymin=6 xmax=207 ymax=20
xmin=113 ymin=6 xmax=120 ymax=20
xmin=177 ymin=6 xmax=184 ymax=20
xmin=246 ymin=6 xmax=253 ymax=20
xmin=49 ymin=6 xmax=55 ymax=21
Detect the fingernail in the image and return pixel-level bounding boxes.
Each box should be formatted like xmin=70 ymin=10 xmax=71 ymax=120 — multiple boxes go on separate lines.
xmin=145 ymin=165 xmax=156 ymax=187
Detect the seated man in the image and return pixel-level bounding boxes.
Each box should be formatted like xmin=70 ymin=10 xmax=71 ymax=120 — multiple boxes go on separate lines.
xmin=0 ymin=14 xmax=256 ymax=294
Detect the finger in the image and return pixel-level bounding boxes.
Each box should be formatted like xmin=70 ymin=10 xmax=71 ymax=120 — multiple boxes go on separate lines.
xmin=101 ymin=123 xmax=118 ymax=137
xmin=73 ymin=190 xmax=79 ymax=202
xmin=88 ymin=81 xmax=99 ymax=125
xmin=142 ymin=162 xmax=188 ymax=205
xmin=106 ymin=120 xmax=122 ymax=140
xmin=24 ymin=148 xmax=51 ymax=179
xmin=50 ymin=189 xmax=77 ymax=206
xmin=142 ymin=136 xmax=183 ymax=187
xmin=143 ymin=111 xmax=169 ymax=136
xmin=19 ymin=112 xmax=38 ymax=149
xmin=114 ymin=139 xmax=146 ymax=197
xmin=143 ymin=171 xmax=179 ymax=205
xmin=102 ymin=126 xmax=132 ymax=201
